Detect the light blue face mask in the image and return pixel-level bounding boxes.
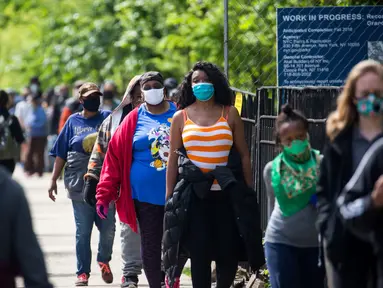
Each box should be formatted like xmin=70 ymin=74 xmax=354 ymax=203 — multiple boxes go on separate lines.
xmin=192 ymin=83 xmax=214 ymax=101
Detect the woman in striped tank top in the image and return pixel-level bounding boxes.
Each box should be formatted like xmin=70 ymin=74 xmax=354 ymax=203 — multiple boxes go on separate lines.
xmin=166 ymin=62 xmax=253 ymax=288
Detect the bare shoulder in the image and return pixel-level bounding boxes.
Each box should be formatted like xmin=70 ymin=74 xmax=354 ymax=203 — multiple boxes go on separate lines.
xmin=173 ymin=110 xmax=184 ymax=120
xmin=228 ymin=105 xmax=240 ymax=118
xmin=171 ymin=110 xmax=185 ymax=130
xmin=172 ymin=110 xmax=184 ymax=124
xmin=227 ymin=106 xmax=241 ymax=129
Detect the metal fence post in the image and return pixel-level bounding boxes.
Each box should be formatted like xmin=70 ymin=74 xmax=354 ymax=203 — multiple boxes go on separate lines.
xmin=224 ymin=0 xmax=229 ymax=79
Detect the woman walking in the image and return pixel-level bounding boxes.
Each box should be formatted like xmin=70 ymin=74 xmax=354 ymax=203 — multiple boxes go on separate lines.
xmin=96 ymin=72 xmax=177 ymax=288
xmin=24 ymin=92 xmax=48 ymax=177
xmin=263 ymin=104 xmax=324 ymax=288
xmin=165 ymin=61 xmax=264 ymax=288
xmin=48 ymin=83 xmax=115 ymax=286
xmin=0 ymin=90 xmax=25 ymax=174
xmin=317 ymin=60 xmax=383 ymax=288
xmin=84 ymin=75 xmax=144 ymax=288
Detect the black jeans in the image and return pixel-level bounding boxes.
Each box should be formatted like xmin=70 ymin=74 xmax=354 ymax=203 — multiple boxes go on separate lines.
xmin=187 ymin=191 xmax=240 ymax=288
xmin=134 ymin=201 xmax=164 ymax=288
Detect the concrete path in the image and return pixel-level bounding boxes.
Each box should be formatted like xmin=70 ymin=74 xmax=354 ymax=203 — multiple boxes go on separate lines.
xmin=13 ymin=167 xmax=192 ymax=287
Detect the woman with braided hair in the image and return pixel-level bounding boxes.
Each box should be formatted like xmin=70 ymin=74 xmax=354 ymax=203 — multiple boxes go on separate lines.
xmin=263 ymin=104 xmax=324 ymax=288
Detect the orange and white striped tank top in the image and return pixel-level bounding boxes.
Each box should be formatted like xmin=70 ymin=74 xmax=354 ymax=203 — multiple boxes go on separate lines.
xmin=182 ymin=107 xmax=233 ymax=191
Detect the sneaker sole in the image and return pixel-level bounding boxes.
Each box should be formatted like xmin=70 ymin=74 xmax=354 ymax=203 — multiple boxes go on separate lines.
xmin=102 ymin=278 xmax=113 ymax=284
xmin=121 ymin=284 xmax=137 ymax=288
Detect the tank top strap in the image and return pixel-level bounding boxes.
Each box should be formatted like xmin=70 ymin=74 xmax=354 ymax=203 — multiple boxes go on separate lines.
xmin=222 ymin=106 xmax=230 ymax=121
xmin=220 ymin=106 xmax=225 ymax=118
xmin=182 ymin=109 xmax=188 ymax=122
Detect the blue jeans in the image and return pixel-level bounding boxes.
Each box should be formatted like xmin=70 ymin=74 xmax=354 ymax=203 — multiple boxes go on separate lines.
xmin=72 ymin=201 xmax=116 ymax=275
xmin=265 ymin=242 xmax=324 ymax=288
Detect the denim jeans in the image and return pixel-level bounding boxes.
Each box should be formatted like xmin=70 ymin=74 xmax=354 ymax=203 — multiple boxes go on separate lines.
xmin=72 ymin=200 xmax=116 ymax=275
xmin=265 ymin=242 xmax=325 ymax=288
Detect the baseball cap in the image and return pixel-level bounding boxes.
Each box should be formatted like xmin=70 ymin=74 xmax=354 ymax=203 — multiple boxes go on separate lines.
xmin=140 ymin=72 xmax=164 ymax=86
xmin=78 ymin=82 xmax=102 ymax=98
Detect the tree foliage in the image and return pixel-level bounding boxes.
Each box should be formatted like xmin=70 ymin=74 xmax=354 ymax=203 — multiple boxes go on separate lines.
xmin=0 ymin=0 xmax=380 ymax=91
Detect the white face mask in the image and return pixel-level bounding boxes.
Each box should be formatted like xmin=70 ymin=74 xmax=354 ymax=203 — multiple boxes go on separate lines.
xmin=142 ymin=88 xmax=164 ymax=106
xmin=30 ymin=84 xmax=39 ymax=94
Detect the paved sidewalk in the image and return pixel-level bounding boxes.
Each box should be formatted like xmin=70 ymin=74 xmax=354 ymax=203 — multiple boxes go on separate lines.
xmin=14 ymin=167 xmax=192 ymax=287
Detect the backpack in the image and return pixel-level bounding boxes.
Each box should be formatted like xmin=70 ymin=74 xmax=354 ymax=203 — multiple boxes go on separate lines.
xmin=0 ymin=116 xmax=18 ymax=160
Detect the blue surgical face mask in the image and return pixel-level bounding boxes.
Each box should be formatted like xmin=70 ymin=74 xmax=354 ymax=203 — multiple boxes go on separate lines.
xmin=192 ymin=83 xmax=214 ymax=102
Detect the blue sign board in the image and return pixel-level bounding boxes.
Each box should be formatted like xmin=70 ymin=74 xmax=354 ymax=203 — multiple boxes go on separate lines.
xmin=277 ymin=6 xmax=383 ymax=87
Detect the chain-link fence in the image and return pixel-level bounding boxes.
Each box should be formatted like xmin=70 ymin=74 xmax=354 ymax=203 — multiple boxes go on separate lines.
xmin=235 ymin=86 xmax=340 ymax=229
xmin=225 ymin=0 xmax=381 ymax=91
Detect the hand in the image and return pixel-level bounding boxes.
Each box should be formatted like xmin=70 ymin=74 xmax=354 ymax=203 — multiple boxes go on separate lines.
xmin=48 ymin=180 xmax=58 ymax=202
xmin=96 ymin=201 xmax=109 ymax=219
xmin=83 ymin=177 xmax=97 ymax=207
xmin=372 ymin=175 xmax=383 ymax=208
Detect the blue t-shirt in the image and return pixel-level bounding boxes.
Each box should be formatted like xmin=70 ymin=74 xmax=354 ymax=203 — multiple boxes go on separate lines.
xmin=50 ymin=111 xmax=110 ymax=160
xmin=130 ymin=102 xmax=176 ymax=205
xmin=25 ymin=105 xmax=48 ymax=137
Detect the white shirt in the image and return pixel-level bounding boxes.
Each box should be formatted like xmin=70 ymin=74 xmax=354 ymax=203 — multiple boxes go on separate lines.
xmin=14 ymin=100 xmax=32 ymax=129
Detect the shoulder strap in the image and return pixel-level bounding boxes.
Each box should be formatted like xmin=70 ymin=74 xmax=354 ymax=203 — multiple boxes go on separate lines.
xmin=182 ymin=109 xmax=188 ymax=122
xmin=224 ymin=106 xmax=231 ymax=120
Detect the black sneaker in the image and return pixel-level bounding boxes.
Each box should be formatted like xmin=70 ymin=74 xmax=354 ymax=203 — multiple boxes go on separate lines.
xmin=121 ymin=275 xmax=138 ymax=288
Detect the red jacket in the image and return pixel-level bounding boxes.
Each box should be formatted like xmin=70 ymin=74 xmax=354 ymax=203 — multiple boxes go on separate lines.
xmin=96 ymin=107 xmax=139 ymax=232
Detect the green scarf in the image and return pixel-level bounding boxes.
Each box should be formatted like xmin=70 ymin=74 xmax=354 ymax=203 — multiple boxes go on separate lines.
xmin=271 ymin=149 xmax=320 ymax=217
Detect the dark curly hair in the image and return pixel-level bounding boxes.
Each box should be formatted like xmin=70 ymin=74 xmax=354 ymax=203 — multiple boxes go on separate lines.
xmin=0 ymin=90 xmax=9 ymax=108
xmin=275 ymin=104 xmax=309 ymax=144
xmin=176 ymin=61 xmax=233 ymax=109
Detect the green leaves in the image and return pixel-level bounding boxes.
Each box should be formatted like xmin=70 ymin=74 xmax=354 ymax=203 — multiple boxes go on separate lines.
xmin=0 ymin=0 xmax=380 ymax=92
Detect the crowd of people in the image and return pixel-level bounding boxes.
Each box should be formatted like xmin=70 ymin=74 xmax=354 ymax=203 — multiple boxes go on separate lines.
xmin=2 ymin=59 xmax=383 ymax=288
xmin=0 ymin=75 xmax=180 ymax=176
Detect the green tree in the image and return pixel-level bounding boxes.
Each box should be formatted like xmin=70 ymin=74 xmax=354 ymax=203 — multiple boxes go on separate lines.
xmin=0 ymin=0 xmax=381 ymax=92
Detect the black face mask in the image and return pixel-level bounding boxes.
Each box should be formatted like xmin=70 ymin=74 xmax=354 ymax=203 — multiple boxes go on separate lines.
xmin=82 ymin=97 xmax=100 ymax=112
xmin=103 ymin=91 xmax=114 ymax=100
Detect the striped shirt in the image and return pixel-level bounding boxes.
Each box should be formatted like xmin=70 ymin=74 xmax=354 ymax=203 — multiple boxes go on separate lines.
xmin=182 ymin=107 xmax=233 ymax=190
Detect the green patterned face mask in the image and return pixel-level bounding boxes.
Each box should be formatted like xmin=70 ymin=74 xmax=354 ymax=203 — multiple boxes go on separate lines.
xmin=283 ymin=139 xmax=311 ymax=162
